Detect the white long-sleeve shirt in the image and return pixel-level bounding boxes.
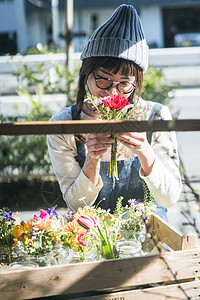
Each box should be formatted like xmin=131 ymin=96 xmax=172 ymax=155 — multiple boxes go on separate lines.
xmin=47 ymin=98 xmax=182 ymax=211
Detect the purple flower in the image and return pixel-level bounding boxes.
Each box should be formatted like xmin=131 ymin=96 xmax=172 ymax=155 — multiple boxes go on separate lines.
xmin=94 ymin=99 xmax=103 ymax=105
xmin=68 ymin=211 xmax=76 ymax=221
xmin=3 ymin=211 xmax=15 ymax=221
xmin=128 ymin=199 xmax=139 ymax=210
xmin=47 ymin=205 xmax=58 ymax=217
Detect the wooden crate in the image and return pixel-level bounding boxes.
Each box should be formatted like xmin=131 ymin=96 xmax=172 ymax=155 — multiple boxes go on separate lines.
xmin=0 ymin=213 xmax=200 ymax=300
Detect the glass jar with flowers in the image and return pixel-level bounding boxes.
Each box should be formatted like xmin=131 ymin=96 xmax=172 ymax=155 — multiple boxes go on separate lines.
xmin=113 ymin=194 xmax=156 ymax=259
xmin=0 ymin=209 xmax=24 ymax=265
xmin=11 ymin=206 xmax=60 ymax=267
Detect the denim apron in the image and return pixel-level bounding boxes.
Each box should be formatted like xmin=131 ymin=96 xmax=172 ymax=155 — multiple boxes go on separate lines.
xmin=71 ymin=104 xmax=168 ymax=221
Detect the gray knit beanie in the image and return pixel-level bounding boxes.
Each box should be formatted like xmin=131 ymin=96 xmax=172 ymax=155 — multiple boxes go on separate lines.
xmin=80 ymin=4 xmax=149 ymax=73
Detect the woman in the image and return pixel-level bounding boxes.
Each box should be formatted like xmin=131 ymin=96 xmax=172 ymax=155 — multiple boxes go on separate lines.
xmin=47 ymin=5 xmax=182 ymax=221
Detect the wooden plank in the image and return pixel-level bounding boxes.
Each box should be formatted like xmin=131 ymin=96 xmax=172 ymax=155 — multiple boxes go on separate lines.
xmin=150 ymin=213 xmax=196 ymax=251
xmin=73 ymin=279 xmax=200 ymax=300
xmin=0 ymin=249 xmax=200 ymax=299
xmin=1 ymin=119 xmax=200 ymax=136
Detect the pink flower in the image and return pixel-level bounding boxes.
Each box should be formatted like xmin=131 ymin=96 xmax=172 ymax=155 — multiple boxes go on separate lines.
xmin=77 ymin=215 xmax=99 ymax=230
xmin=78 ymin=232 xmax=89 ymax=247
xmin=39 ymin=209 xmax=50 ymax=219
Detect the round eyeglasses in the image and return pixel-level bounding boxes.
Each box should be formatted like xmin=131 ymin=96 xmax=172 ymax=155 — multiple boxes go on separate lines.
xmin=92 ymin=72 xmax=137 ymax=94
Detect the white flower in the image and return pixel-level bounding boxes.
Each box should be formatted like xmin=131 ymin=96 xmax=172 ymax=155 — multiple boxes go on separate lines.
xmin=33 ymin=241 xmax=40 ymax=249
xmin=51 ymin=218 xmax=61 ymax=231
xmin=135 ymin=210 xmax=142 ymax=217
xmin=79 ymin=197 xmax=86 ymax=202
xmin=137 ymin=203 xmax=144 ymax=211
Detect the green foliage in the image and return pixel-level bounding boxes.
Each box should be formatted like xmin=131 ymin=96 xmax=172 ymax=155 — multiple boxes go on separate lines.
xmin=142 ymin=180 xmax=154 ymax=202
xmin=14 ymin=59 xmax=78 ymax=105
xmin=113 ymin=196 xmax=124 ymax=218
xmin=1 ymin=53 xmax=79 ymax=176
xmin=0 ymin=87 xmax=53 ymax=176
xmin=0 ymin=209 xmax=15 ymax=249
xmin=0 ymin=178 xmax=63 ymax=210
xmin=142 ymin=67 xmax=174 ymax=105
xmin=25 ymin=46 xmax=63 ymax=55
xmin=24 ymin=43 xmax=63 ymax=55
xmin=0 ymin=135 xmax=51 ymax=175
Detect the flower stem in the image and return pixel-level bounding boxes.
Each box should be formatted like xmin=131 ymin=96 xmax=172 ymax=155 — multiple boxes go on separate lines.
xmin=97 ymin=223 xmax=115 ymax=259
xmin=108 ymin=134 xmax=119 ymax=180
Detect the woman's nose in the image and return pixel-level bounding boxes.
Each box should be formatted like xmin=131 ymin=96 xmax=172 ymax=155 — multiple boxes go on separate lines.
xmin=107 ymin=84 xmax=119 ymax=95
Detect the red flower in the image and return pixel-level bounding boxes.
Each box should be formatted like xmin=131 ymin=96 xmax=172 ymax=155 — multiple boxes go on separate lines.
xmin=103 ymin=95 xmax=130 ymax=110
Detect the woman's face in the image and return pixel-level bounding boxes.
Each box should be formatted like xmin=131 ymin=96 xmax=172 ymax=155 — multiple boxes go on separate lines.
xmin=87 ymin=67 xmax=136 ymax=99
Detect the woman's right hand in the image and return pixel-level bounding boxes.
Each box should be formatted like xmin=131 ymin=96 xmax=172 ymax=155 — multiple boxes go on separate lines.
xmin=82 ymin=134 xmax=114 ymax=186
xmin=85 ymin=133 xmax=114 ymax=160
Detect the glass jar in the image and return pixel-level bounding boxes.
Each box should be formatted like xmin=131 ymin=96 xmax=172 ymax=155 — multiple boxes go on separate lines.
xmin=8 ymin=261 xmax=39 ymax=270
xmin=67 ymin=248 xmax=99 ymax=264
xmin=25 ymin=252 xmax=57 ymax=267
xmin=0 ymin=247 xmax=25 ymax=265
xmin=53 ymin=246 xmax=70 ymax=265
xmin=116 ymin=239 xmax=142 ymax=259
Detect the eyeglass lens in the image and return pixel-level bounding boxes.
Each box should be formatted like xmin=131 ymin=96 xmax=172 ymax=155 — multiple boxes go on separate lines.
xmin=93 ymin=73 xmax=136 ymax=94
xmin=97 ymin=79 xmax=134 ymax=93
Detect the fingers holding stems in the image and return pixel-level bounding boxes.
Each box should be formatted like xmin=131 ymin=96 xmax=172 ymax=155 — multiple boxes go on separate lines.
xmin=86 ymin=133 xmax=114 ymax=160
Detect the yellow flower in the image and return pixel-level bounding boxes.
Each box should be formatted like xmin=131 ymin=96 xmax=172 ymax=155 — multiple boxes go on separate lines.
xmin=66 ymin=235 xmax=79 ymax=251
xmin=12 ymin=222 xmax=32 ymax=248
xmin=12 ymin=224 xmax=24 ymax=238
xmin=24 ymin=235 xmax=32 ymax=246
xmin=65 ymin=227 xmax=86 ymax=251
xmin=23 ymin=222 xmax=32 ymax=234
xmin=12 ymin=237 xmax=18 ymax=248
xmin=12 ymin=222 xmax=32 ymax=238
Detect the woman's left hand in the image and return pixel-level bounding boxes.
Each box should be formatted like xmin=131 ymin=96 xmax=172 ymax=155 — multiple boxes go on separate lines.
xmin=117 ymin=132 xmax=150 ymax=155
xmin=117 ymin=132 xmax=156 ymax=176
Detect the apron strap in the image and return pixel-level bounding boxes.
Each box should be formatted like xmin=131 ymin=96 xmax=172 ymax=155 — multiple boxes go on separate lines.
xmin=71 ymin=105 xmax=86 ymax=168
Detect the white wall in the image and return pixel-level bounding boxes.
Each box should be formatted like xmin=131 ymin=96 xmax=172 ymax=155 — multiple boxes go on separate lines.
xmin=140 ymin=5 xmax=164 ymax=48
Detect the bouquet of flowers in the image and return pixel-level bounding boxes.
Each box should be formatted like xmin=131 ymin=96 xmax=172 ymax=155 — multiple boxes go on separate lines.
xmin=0 ymin=196 xmax=156 ymax=266
xmin=88 ymin=95 xmax=150 ymax=180
xmin=118 ymin=198 xmax=156 ymax=241
xmin=12 ymin=206 xmax=61 ymax=257
xmin=61 ymin=199 xmax=119 ymax=261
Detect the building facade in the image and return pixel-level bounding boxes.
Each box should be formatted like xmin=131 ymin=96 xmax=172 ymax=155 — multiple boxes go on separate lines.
xmin=0 ymin=0 xmax=200 ymax=54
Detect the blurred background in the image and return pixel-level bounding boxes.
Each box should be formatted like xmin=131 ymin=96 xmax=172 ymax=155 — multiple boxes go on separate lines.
xmin=1 ymin=0 xmax=200 ymax=54
xmin=0 ymin=0 xmax=200 ymax=240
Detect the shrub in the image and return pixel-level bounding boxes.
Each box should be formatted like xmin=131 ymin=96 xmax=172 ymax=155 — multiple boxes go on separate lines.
xmin=142 ymin=67 xmax=174 ymax=106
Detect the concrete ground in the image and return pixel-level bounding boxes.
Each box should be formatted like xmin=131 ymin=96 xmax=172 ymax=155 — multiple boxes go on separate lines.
xmin=168 ymin=180 xmax=200 ymax=245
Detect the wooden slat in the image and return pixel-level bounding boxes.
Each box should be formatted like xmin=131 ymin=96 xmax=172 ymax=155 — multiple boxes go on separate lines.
xmin=73 ymin=279 xmax=200 ymax=300
xmin=1 ymin=119 xmax=200 ymax=136
xmin=0 ymin=249 xmax=200 ymax=299
xmin=150 ymin=213 xmax=196 ymax=251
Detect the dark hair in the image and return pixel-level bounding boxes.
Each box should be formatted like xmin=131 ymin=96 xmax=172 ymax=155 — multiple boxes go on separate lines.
xmin=76 ymin=56 xmax=143 ymax=120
